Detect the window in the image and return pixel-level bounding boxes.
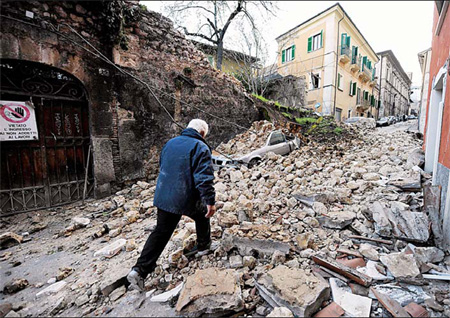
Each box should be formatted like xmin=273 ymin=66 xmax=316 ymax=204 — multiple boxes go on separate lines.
xmin=207 ymin=56 xmax=214 ymax=66
xmin=351 ymin=46 xmax=359 ymax=64
xmin=341 ymin=33 xmax=351 ymax=48
xmin=348 ymin=109 xmax=352 ymax=118
xmin=337 ymin=73 xmax=343 ymax=90
xmin=349 ymin=81 xmax=357 ymax=96
xmin=307 ymin=31 xmax=323 ymax=52
xmin=356 ymin=87 xmax=361 ymax=104
xmin=281 ymin=45 xmax=295 ymax=63
xmin=310 ymin=72 xmax=321 ymax=89
xmin=269 ymin=132 xmax=285 ymax=146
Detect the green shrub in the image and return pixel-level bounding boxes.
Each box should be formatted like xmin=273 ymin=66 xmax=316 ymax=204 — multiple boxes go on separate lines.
xmin=295 ymin=117 xmax=317 ymax=125
xmin=334 ymin=127 xmax=343 ymax=134
xmin=282 ymin=112 xmax=293 ymax=119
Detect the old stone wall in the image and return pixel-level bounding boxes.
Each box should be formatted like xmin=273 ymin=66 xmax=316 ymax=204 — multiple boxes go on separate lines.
xmin=264 ymin=75 xmax=307 ymax=109
xmin=0 ymin=1 xmax=260 ymax=197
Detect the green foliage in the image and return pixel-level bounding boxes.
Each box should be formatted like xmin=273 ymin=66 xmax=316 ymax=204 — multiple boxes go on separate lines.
xmin=252 ymin=93 xmax=270 ymax=103
xmin=282 ymin=112 xmax=293 ymax=119
xmin=334 ymin=127 xmax=343 ymax=134
xmin=295 ymin=117 xmax=317 ymax=125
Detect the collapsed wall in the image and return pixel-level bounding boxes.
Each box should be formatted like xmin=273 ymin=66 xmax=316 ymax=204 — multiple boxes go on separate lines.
xmin=0 ymin=1 xmax=260 ymax=197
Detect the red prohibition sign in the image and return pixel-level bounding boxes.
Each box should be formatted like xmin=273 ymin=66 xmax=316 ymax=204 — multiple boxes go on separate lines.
xmin=0 ymin=103 xmax=31 ymax=124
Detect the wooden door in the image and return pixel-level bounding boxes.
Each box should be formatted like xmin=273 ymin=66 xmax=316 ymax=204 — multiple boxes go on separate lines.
xmin=0 ymin=59 xmax=93 ymax=215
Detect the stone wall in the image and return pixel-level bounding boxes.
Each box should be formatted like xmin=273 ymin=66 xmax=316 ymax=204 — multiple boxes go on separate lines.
xmin=0 ymin=1 xmax=260 ymax=196
xmin=264 ymin=75 xmax=307 ymax=109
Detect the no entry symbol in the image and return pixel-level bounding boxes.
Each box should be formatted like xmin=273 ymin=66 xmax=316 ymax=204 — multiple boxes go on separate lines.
xmin=0 ymin=103 xmax=31 ymax=123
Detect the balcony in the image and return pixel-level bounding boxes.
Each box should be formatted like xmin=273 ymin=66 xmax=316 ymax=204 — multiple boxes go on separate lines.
xmin=359 ymin=65 xmax=371 ymax=82
xmin=356 ymin=99 xmax=371 ymax=111
xmin=350 ymin=56 xmax=361 ymax=72
xmin=339 ymin=46 xmax=351 ymax=64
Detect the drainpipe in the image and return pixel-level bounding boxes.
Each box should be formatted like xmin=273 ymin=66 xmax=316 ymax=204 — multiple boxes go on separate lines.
xmin=377 ymin=56 xmax=383 ymax=120
xmin=333 ymin=16 xmax=345 ymax=118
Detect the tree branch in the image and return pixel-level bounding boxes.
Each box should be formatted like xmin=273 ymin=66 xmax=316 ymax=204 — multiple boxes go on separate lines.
xmin=183 ymin=27 xmax=218 ymax=44
xmin=219 ymin=0 xmax=244 ymax=39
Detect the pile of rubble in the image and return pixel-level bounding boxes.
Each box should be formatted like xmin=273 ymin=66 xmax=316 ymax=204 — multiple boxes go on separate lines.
xmin=1 ymin=121 xmax=449 ymax=317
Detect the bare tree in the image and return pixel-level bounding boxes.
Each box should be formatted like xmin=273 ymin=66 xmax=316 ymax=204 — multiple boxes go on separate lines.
xmin=165 ymin=1 xmax=276 ymax=70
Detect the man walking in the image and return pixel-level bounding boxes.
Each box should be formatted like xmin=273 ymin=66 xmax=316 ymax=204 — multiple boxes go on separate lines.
xmin=127 ymin=119 xmax=216 ymax=291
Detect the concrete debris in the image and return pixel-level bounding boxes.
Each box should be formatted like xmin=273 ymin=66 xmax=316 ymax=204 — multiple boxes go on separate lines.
xmin=359 ymin=243 xmax=380 ymax=261
xmin=3 ymin=279 xmax=29 ymax=294
xmin=36 ymin=281 xmax=67 ymax=298
xmin=317 ymin=211 xmax=356 ymax=229
xmin=357 ymin=260 xmax=393 ymax=281
xmin=176 ymin=268 xmax=243 ymax=316
xmin=2 ymin=120 xmax=445 ymax=317
xmin=380 ymin=252 xmax=421 ymax=279
xmin=371 ymin=284 xmax=431 ymax=306
xmin=94 ymin=239 xmax=127 ymax=258
xmin=267 ymin=307 xmax=294 ymax=317
xmin=0 ymin=232 xmax=23 ymax=249
xmin=151 ymin=282 xmax=184 ymax=303
xmin=256 ymin=265 xmax=330 ymax=317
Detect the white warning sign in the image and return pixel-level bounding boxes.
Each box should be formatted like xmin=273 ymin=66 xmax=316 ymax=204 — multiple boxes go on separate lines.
xmin=0 ymin=101 xmax=39 ymax=141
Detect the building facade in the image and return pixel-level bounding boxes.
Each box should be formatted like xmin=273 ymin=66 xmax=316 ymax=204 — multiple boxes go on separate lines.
xmin=275 ymin=3 xmax=379 ymax=121
xmin=423 ymin=1 xmax=450 ymax=251
xmin=417 ymin=48 xmax=432 ymax=134
xmin=375 ymin=50 xmax=412 ymax=118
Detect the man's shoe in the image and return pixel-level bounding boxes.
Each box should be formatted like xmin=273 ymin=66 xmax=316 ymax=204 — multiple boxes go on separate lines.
xmin=184 ymin=241 xmax=219 ymax=258
xmin=127 ymin=269 xmax=145 ymax=292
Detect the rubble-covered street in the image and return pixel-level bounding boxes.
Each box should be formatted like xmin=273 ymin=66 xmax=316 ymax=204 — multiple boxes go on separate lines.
xmin=1 ymin=120 xmax=449 ymax=317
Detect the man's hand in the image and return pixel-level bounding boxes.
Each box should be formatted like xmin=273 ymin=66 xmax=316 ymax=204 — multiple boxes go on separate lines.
xmin=205 ymin=205 xmax=216 ymax=218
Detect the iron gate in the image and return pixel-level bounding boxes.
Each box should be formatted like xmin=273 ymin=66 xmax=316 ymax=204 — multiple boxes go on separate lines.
xmin=0 ymin=59 xmax=94 ymax=216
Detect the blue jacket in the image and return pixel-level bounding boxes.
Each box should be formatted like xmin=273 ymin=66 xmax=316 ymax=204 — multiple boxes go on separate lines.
xmin=153 ymin=128 xmax=215 ymax=215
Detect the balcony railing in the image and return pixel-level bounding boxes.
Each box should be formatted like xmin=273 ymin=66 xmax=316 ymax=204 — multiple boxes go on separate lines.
xmin=339 ymin=46 xmax=351 ymax=63
xmin=350 ymin=55 xmax=361 ymax=72
xmin=357 ymin=99 xmax=371 ymax=111
xmin=359 ymin=64 xmax=371 ymax=81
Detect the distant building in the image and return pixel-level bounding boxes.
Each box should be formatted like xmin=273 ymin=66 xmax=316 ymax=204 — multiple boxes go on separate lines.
xmin=275 ymin=3 xmax=380 ymax=121
xmin=192 ymin=40 xmax=258 ymax=74
xmin=410 ymin=85 xmax=421 ymax=116
xmin=374 ymin=50 xmax=412 ymax=118
xmin=423 ymin=1 xmax=450 ymax=251
xmin=417 ymin=47 xmax=432 ymax=134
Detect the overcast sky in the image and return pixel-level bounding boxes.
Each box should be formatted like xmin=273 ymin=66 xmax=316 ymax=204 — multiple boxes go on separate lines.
xmin=142 ymin=1 xmax=434 ymax=86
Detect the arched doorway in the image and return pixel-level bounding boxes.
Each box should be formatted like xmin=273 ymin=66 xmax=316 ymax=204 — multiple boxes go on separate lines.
xmin=0 ymin=59 xmax=93 ymax=215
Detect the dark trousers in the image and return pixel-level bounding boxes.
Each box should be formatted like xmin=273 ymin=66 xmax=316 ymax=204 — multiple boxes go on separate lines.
xmin=133 ymin=208 xmax=211 ymax=278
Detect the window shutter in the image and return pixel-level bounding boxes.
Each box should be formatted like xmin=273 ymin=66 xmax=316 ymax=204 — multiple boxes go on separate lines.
xmin=341 ymin=33 xmax=346 ymax=47
xmin=353 ymin=82 xmax=357 ymax=96
xmin=307 ymin=37 xmax=312 ymax=52
xmin=338 ymin=73 xmax=341 ymax=88
xmin=349 ymin=80 xmax=353 ymax=96
xmin=291 ymin=45 xmax=295 ymax=60
xmin=282 ymin=49 xmax=285 ymax=63
xmin=320 ymin=30 xmax=323 ymax=48
xmin=346 ymin=35 xmax=351 ymax=47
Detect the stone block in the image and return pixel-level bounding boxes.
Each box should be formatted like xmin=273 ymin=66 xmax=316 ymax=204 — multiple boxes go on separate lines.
xmin=176 ymin=268 xmax=244 ymax=316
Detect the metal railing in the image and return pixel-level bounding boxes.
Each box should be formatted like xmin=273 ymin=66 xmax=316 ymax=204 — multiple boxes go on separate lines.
xmin=340 ymin=46 xmax=351 ymax=59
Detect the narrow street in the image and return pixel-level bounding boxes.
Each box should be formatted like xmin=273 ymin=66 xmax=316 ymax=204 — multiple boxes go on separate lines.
xmin=1 ymin=120 xmax=448 ymax=317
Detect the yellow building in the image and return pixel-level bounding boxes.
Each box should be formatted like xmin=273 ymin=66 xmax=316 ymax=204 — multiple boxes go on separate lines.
xmin=276 ymin=3 xmax=380 ymax=121
xmin=192 ymin=40 xmax=258 ymax=75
